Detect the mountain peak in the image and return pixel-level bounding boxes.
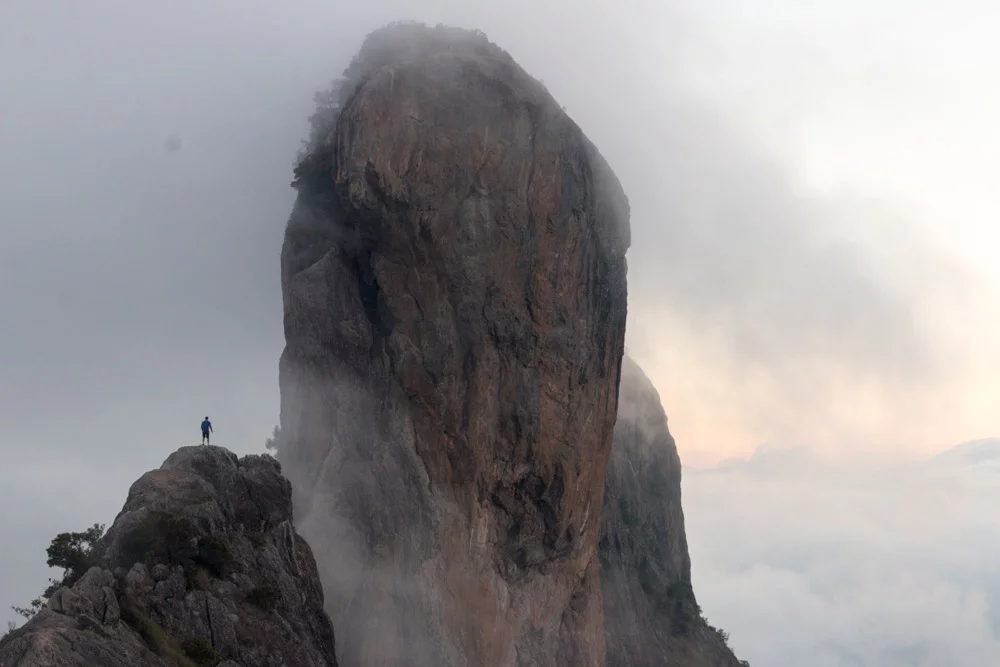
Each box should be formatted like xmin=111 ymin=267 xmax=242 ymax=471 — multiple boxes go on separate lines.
xmin=0 ymin=445 xmax=338 ymax=667
xmin=278 ymin=20 xmax=630 ymax=666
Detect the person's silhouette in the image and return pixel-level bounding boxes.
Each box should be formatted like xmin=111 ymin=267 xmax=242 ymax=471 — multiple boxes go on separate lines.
xmin=201 ymin=417 xmax=213 ymax=445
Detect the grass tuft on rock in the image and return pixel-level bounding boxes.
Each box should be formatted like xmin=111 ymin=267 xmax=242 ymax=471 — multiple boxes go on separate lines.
xmin=181 ymin=636 xmax=220 ymax=666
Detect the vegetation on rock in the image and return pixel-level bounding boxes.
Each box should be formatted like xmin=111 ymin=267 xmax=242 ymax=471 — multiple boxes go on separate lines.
xmin=247 ymin=586 xmax=279 ymax=612
xmin=11 ymin=523 xmax=106 ymax=620
xmin=181 ymin=636 xmax=220 ymax=666
xmin=116 ymin=511 xmax=232 ymax=585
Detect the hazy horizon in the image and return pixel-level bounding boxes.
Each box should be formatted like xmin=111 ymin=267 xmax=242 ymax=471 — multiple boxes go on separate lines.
xmin=684 ymin=439 xmax=1000 ymax=665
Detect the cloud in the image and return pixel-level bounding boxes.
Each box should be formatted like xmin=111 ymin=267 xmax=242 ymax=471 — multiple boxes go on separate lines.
xmin=606 ymin=83 xmax=1000 ymax=462
xmin=1 ymin=0 xmax=998 ymax=649
xmin=683 ymin=443 xmax=1000 ymax=666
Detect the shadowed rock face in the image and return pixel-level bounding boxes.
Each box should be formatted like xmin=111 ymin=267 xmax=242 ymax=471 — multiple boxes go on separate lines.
xmin=601 ymin=357 xmax=744 ymax=667
xmin=278 ymin=23 xmax=630 ymax=667
xmin=0 ymin=446 xmax=338 ymax=667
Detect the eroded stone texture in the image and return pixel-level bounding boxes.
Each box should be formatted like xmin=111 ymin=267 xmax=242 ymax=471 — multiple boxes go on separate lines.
xmin=278 ymin=23 xmax=630 ymax=667
xmin=600 ymin=357 xmax=744 ymax=667
xmin=0 ymin=446 xmax=338 ymax=667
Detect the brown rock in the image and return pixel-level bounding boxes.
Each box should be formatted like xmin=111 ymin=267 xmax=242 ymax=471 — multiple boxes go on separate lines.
xmin=278 ymin=22 xmax=630 ymax=667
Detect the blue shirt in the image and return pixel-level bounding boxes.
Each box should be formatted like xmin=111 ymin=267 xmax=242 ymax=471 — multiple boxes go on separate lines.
xmin=201 ymin=420 xmax=212 ymax=432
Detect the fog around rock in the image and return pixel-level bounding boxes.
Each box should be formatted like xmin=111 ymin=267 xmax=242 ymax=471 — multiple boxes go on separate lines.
xmin=1 ymin=1 xmax=999 ymax=664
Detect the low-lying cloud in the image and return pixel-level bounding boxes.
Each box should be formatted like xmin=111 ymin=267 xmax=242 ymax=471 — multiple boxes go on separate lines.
xmin=684 ymin=441 xmax=1000 ymax=666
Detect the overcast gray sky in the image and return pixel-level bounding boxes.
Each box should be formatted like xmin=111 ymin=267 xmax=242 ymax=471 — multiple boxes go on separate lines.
xmin=2 ymin=0 xmax=999 ymax=662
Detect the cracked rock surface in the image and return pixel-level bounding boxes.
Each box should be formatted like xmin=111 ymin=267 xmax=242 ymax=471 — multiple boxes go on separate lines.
xmin=278 ymin=23 xmax=630 ymax=667
xmin=0 ymin=446 xmax=338 ymax=667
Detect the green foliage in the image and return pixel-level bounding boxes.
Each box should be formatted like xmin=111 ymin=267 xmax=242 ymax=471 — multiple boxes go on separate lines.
xmin=42 ymin=577 xmax=63 ymax=598
xmin=11 ymin=598 xmax=44 ymax=620
xmin=636 ymin=554 xmax=702 ymax=637
xmin=304 ymin=83 xmax=345 ymax=149
xmin=263 ymin=424 xmax=282 ymax=453
xmin=194 ymin=536 xmax=231 ymax=578
xmin=11 ymin=523 xmax=106 ymax=621
xmin=246 ymin=585 xmax=279 ymax=612
xmin=290 ymin=148 xmax=334 ymax=192
xmin=120 ymin=601 xmax=197 ymax=667
xmin=117 ymin=512 xmax=232 ymax=586
xmin=118 ymin=512 xmax=198 ymax=569
xmin=293 ymin=23 xmax=501 ymax=177
xmin=293 ymin=78 xmax=347 ymax=171
xmin=191 ymin=567 xmax=213 ymax=592
xmin=181 ymin=636 xmax=220 ymax=666
xmin=634 ymin=559 xmax=748 ymax=661
xmin=245 ymin=531 xmax=268 ymax=550
xmin=707 ymin=622 xmax=749 ymax=665
xmin=0 ymin=620 xmax=17 ymax=648
xmin=662 ymin=581 xmax=702 ymax=635
xmin=46 ymin=524 xmax=105 ymax=581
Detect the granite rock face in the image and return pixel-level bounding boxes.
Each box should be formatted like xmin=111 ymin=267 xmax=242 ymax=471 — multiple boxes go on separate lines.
xmin=600 ymin=357 xmax=744 ymax=667
xmin=0 ymin=446 xmax=338 ymax=667
xmin=278 ymin=23 xmax=630 ymax=667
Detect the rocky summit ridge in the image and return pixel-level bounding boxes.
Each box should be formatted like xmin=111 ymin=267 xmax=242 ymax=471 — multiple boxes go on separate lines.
xmin=0 ymin=446 xmax=338 ymax=667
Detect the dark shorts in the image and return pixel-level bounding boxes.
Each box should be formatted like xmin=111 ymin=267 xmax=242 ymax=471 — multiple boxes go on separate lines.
xmin=202 ymin=430 xmax=210 ymax=439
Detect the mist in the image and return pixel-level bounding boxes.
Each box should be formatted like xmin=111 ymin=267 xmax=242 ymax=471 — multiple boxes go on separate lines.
xmin=685 ymin=442 xmax=1000 ymax=665
xmin=1 ymin=0 xmax=998 ymax=660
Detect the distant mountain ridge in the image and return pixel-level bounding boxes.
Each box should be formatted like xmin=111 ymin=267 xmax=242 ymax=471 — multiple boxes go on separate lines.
xmin=928 ymin=438 xmax=1000 ymax=468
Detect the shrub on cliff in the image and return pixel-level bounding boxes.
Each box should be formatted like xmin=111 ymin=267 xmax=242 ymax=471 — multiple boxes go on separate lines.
xmin=247 ymin=585 xmax=279 ymax=612
xmin=263 ymin=424 xmax=283 ymax=453
xmin=1 ymin=621 xmax=15 ymax=647
xmin=11 ymin=523 xmax=106 ymax=619
xmin=294 ymin=21 xmax=498 ymax=167
xmin=181 ymin=636 xmax=219 ymax=666
xmin=117 ymin=511 xmax=232 ymax=583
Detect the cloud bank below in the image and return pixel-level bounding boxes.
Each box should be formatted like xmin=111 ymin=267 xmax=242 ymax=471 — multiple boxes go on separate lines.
xmin=684 ymin=440 xmax=1000 ymax=666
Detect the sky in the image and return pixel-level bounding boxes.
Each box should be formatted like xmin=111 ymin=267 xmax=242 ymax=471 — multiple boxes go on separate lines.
xmin=1 ymin=0 xmax=998 ymax=662
xmin=684 ymin=440 xmax=1000 ymax=666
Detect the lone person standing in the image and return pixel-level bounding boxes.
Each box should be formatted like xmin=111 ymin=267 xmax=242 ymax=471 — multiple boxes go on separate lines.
xmin=201 ymin=417 xmax=213 ymax=445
